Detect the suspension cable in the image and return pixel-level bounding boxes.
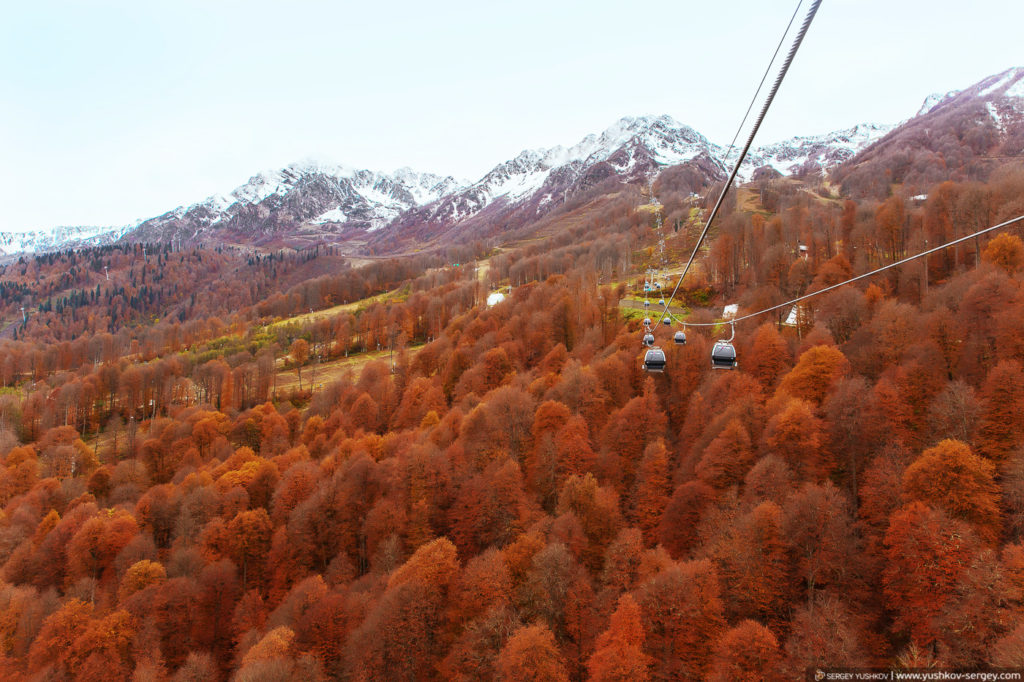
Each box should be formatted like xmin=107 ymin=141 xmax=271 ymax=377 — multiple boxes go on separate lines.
xmin=721 ymin=0 xmax=804 ymax=166
xmin=677 ymin=213 xmax=1024 ymax=328
xmin=657 ymin=0 xmax=823 ymax=327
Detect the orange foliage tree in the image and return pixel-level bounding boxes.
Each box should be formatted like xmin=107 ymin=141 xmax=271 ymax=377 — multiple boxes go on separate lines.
xmin=695 ymin=418 xmax=754 ymax=490
xmin=587 ymin=594 xmax=650 ymax=682
xmin=882 ymin=502 xmax=981 ymax=649
xmin=635 ymin=559 xmax=725 ymax=680
xmin=495 ymin=623 xmax=569 ymax=682
xmin=706 ymin=619 xmax=785 ymax=682
xmin=763 ymin=399 xmax=830 ymax=481
xmin=982 ymin=232 xmax=1024 ymax=274
xmin=902 ymin=439 xmax=1001 ymax=544
xmin=977 ymin=360 xmax=1024 ymax=468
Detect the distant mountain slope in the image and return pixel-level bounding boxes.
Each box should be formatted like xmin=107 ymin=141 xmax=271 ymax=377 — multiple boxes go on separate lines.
xmin=835 ymin=67 xmax=1024 ymax=198
xmin=123 ymin=162 xmax=465 ymax=249
xmin=376 ymin=115 xmax=733 ymax=246
xmin=0 ymin=119 xmax=891 ymax=255
xmin=743 ymin=123 xmax=893 ymax=178
xmin=372 ymin=116 xmax=895 ymax=249
xmin=0 ymin=225 xmax=132 ymax=257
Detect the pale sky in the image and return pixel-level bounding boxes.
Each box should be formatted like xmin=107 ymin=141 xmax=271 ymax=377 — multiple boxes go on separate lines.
xmin=2 ymin=0 xmax=1022 ymax=233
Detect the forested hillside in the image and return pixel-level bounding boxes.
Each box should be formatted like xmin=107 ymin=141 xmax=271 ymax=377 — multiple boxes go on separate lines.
xmin=2 ymin=162 xmax=1024 ymax=680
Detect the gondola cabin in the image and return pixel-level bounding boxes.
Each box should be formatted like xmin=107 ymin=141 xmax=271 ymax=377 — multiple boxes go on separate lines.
xmin=643 ymin=347 xmax=666 ymax=372
xmin=711 ymin=342 xmax=737 ymax=369
xmin=643 ymin=333 xmax=655 ymax=347
xmin=674 ymin=330 xmax=687 ymax=345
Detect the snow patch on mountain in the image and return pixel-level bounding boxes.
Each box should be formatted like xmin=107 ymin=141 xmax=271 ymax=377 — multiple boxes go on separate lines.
xmin=311 ymin=208 xmax=348 ymax=224
xmin=918 ymin=90 xmax=960 ymax=116
xmin=985 ymin=102 xmax=1005 ymax=132
xmin=978 ymin=68 xmax=1024 ymax=97
xmin=742 ymin=123 xmax=894 ymax=179
xmin=1007 ymin=77 xmax=1024 ymax=99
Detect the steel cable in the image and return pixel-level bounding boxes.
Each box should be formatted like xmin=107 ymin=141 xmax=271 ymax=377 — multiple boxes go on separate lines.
xmin=656 ymin=0 xmax=823 ymax=328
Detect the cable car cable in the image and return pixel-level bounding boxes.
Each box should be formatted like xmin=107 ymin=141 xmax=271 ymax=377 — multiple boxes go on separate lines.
xmin=721 ymin=0 xmax=804 ymax=167
xmin=679 ymin=214 xmax=1024 ymax=327
xmin=657 ymin=0 xmax=823 ymax=331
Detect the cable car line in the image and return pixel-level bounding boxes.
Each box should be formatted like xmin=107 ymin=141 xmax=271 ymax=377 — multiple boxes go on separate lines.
xmin=655 ymin=0 xmax=823 ymax=337
xmin=643 ymin=0 xmax=822 ymax=372
xmin=720 ymin=0 xmax=805 ymax=167
xmin=674 ymin=212 xmax=1024 ymax=329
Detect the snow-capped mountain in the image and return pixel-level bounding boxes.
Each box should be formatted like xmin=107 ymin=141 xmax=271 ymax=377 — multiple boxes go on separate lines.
xmin=14 ymin=67 xmax=1024 ymax=255
xmin=381 ymin=114 xmax=889 ymax=246
xmin=913 ymin=68 xmax=1024 ymax=123
xmin=836 ymin=66 xmax=1024 ymax=198
xmin=124 ymin=161 xmax=466 ymax=248
xmin=0 ymin=114 xmax=882 ymax=255
xmin=0 ymin=224 xmax=132 ymax=257
xmin=398 ymin=115 xmax=729 ymax=228
xmin=742 ymin=123 xmax=894 ymax=178
xmin=917 ymin=90 xmax=960 ymax=117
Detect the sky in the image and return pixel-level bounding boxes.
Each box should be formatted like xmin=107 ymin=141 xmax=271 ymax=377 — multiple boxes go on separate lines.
xmin=2 ymin=0 xmax=1023 ymax=233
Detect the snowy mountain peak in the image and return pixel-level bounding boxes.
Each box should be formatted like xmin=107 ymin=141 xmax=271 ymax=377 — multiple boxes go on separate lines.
xmin=738 ymin=122 xmax=894 ymax=180
xmin=917 ymin=66 xmax=1024 ymax=136
xmin=573 ymin=114 xmax=709 ymax=164
xmin=917 ymin=67 xmax=1024 ymax=118
xmin=440 ymin=115 xmax=724 ymax=213
xmin=915 ymin=68 xmax=1024 ymax=118
xmin=918 ymin=91 xmax=960 ymax=116
xmin=119 ymin=162 xmax=468 ymax=247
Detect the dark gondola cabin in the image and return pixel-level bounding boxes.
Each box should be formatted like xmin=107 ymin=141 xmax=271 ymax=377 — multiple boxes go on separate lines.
xmin=643 ymin=347 xmax=666 ymax=372
xmin=643 ymin=333 xmax=655 ymax=347
xmin=674 ymin=330 xmax=687 ymax=345
xmin=711 ymin=342 xmax=737 ymax=369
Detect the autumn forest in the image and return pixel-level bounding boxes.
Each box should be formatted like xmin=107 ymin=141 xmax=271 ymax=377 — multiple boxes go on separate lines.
xmin=3 ymin=162 xmax=1024 ymax=681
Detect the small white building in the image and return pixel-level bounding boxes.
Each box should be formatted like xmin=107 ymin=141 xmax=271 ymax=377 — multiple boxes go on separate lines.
xmin=784 ymin=305 xmax=800 ymax=326
xmin=486 ymin=292 xmax=506 ymax=307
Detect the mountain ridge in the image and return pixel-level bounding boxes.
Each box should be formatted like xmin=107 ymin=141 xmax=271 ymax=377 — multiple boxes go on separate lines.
xmin=5 ymin=66 xmax=1022 ymax=256
xmin=0 ymin=118 xmax=885 ymax=256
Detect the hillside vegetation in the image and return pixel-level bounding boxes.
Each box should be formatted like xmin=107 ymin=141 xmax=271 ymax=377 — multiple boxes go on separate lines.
xmin=1 ymin=164 xmax=1024 ymax=679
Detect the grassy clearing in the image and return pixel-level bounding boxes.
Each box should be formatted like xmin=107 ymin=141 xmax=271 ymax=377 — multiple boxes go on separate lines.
xmin=737 ymin=188 xmax=764 ymax=213
xmin=619 ymin=299 xmax=689 ymax=318
xmin=275 ymin=344 xmax=424 ymax=393
xmin=270 ymin=286 xmax=409 ymax=328
xmin=476 ymin=258 xmax=491 ymax=283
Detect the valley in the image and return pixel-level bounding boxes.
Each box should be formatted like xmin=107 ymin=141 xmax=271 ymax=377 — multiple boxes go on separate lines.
xmin=1 ymin=63 xmax=1024 ymax=680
